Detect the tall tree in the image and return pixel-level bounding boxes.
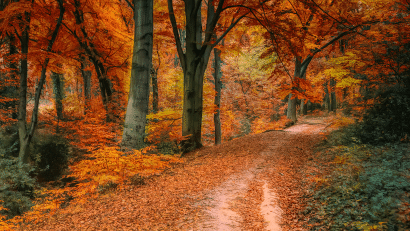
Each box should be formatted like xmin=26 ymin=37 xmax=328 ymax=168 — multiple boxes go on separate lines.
xmin=122 ymin=0 xmax=153 ymax=149
xmin=72 ymin=0 xmax=112 ymax=120
xmin=51 ymin=71 xmax=65 ymax=121
xmin=167 ymin=0 xmax=261 ymax=152
xmin=17 ymin=0 xmax=65 ymax=164
xmin=79 ymin=55 xmax=91 ymax=114
xmin=213 ymin=47 xmax=222 ymax=145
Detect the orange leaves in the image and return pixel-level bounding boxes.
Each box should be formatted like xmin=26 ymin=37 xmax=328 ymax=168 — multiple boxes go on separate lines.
xmin=0 ymin=201 xmax=11 ymax=229
xmin=68 ymin=146 xmax=183 ymax=190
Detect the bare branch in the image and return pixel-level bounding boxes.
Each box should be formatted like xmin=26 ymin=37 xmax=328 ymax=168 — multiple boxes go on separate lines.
xmin=167 ymin=0 xmax=186 ymax=69
xmin=211 ymin=13 xmax=248 ymax=48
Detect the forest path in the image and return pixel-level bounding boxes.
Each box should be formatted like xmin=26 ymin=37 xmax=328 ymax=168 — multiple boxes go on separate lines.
xmin=184 ymin=117 xmax=330 ymax=230
xmin=25 ymin=116 xmax=330 ymax=231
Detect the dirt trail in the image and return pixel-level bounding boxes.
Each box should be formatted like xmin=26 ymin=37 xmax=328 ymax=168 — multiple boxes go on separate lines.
xmin=23 ymin=117 xmax=330 ymax=231
xmin=190 ymin=117 xmax=330 ymax=230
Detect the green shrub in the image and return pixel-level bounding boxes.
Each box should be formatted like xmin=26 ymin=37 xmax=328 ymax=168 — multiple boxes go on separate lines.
xmin=0 ymin=155 xmax=36 ymax=219
xmin=356 ymin=88 xmax=410 ymax=144
xmin=309 ymin=134 xmax=410 ymax=230
xmin=0 ymin=125 xmax=19 ymax=158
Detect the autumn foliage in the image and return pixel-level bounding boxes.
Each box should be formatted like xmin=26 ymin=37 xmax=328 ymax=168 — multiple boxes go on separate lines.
xmin=0 ymin=0 xmax=410 ymax=229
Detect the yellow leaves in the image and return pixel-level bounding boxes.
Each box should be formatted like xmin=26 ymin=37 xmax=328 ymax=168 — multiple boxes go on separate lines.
xmin=329 ymin=115 xmax=356 ymax=129
xmin=337 ymin=77 xmax=361 ymax=89
xmin=322 ymin=52 xmax=363 ymax=90
xmin=146 ymin=108 xmax=184 ymax=144
xmin=70 ymin=146 xmax=183 ymax=189
xmin=251 ymin=116 xmax=290 ymax=134
xmin=351 ymin=221 xmax=387 ymax=231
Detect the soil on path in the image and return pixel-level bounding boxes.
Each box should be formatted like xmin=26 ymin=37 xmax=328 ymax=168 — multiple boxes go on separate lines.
xmin=24 ymin=117 xmax=330 ymax=231
xmin=188 ymin=116 xmax=330 ymax=230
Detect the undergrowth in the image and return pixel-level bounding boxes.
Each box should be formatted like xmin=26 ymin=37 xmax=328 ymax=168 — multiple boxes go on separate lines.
xmin=308 ymin=125 xmax=410 ymax=230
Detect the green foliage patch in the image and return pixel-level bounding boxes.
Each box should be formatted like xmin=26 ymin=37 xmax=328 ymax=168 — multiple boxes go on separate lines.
xmin=308 ymin=127 xmax=410 ymax=230
xmin=0 ymin=154 xmax=36 ymax=219
xmin=356 ymin=87 xmax=410 ymax=145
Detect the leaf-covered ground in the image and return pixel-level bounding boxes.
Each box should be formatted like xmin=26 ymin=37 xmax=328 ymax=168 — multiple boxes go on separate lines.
xmin=21 ymin=117 xmax=331 ymax=230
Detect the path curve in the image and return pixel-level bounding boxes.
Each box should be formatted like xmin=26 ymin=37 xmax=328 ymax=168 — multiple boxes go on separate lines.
xmin=191 ymin=117 xmax=330 ymax=230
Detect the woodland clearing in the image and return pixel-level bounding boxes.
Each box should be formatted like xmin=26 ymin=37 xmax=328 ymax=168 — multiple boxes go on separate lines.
xmin=18 ymin=116 xmax=331 ymax=231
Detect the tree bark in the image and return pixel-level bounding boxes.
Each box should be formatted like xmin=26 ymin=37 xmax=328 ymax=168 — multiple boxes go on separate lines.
xmin=51 ymin=71 xmax=64 ymax=120
xmin=122 ymin=0 xmax=153 ymax=149
xmin=324 ymin=81 xmax=331 ymax=111
xmin=17 ymin=11 xmax=30 ymax=164
xmin=151 ymin=68 xmax=159 ymax=113
xmin=300 ymin=99 xmax=308 ymax=115
xmin=287 ymin=57 xmax=302 ymax=123
xmin=213 ymin=47 xmax=222 ymax=145
xmin=330 ymin=78 xmax=337 ymax=112
xmin=80 ymin=56 xmax=91 ymax=114
xmin=3 ymin=34 xmax=19 ymax=120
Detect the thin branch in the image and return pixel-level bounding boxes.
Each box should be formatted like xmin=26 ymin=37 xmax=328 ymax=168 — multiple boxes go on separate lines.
xmin=203 ymin=0 xmax=225 ymax=44
xmin=211 ymin=13 xmax=248 ymax=48
xmin=167 ymin=0 xmax=186 ymax=69
xmin=207 ymin=0 xmax=270 ymax=48
xmin=123 ymin=0 xmax=134 ymax=11
xmin=309 ymin=0 xmax=347 ymax=28
xmin=303 ymin=25 xmax=360 ymax=66
xmin=287 ymin=0 xmax=304 ymax=27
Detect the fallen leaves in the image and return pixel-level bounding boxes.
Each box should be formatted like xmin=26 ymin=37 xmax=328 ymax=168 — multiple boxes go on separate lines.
xmin=17 ymin=117 xmax=330 ymax=230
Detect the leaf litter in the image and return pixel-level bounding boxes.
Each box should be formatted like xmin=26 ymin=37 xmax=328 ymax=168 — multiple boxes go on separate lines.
xmin=21 ymin=117 xmax=331 ymax=230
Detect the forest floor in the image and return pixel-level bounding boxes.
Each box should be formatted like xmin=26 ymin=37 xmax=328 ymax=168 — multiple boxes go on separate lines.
xmin=23 ymin=116 xmax=333 ymax=231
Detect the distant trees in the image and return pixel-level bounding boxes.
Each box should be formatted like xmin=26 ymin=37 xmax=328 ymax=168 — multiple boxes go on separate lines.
xmin=256 ymin=0 xmax=364 ymax=122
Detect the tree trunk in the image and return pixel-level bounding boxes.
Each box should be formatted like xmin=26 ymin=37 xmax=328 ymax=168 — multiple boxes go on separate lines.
xmin=168 ymin=0 xmax=247 ymax=152
xmin=323 ymin=81 xmax=331 ymax=111
xmin=287 ymin=57 xmax=302 ymax=123
xmin=122 ymin=0 xmax=153 ymax=149
xmin=213 ymin=47 xmax=222 ymax=145
xmin=287 ymin=93 xmax=297 ymax=122
xmin=179 ymin=1 xmax=214 ymax=152
xmin=330 ymin=78 xmax=337 ymax=112
xmin=51 ymin=71 xmax=64 ymax=120
xmin=18 ymin=0 xmax=64 ymax=164
xmin=4 ymin=34 xmax=19 ymax=120
xmin=181 ymin=51 xmax=212 ymax=152
xmin=80 ymin=56 xmax=91 ymax=114
xmin=151 ymin=68 xmax=159 ymax=113
xmin=300 ymin=98 xmax=308 ymax=115
xmin=17 ymin=13 xmax=30 ymax=164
